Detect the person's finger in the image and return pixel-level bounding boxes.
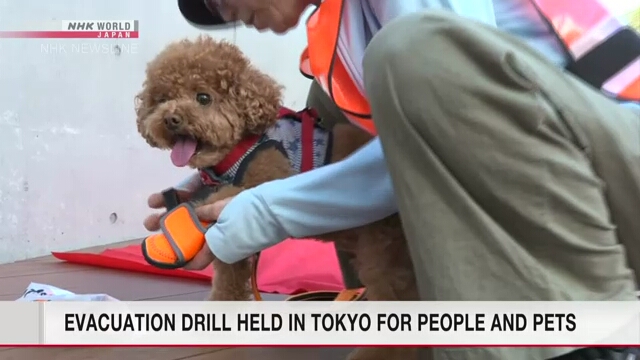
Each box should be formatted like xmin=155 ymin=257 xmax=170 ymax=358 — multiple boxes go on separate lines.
xmin=184 ymin=245 xmax=215 ymax=270
xmin=147 ymin=193 xmax=165 ymax=209
xmin=143 ymin=213 xmax=164 ymax=232
xmin=147 ymin=190 xmax=192 ymax=209
xmin=195 ymin=197 xmax=235 ymax=222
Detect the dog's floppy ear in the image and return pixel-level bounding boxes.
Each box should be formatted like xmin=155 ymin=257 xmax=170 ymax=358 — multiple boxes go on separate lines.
xmin=134 ymin=91 xmax=159 ymax=147
xmin=236 ymin=66 xmax=283 ymax=135
xmin=196 ymin=38 xmax=282 ymax=135
xmin=134 ymin=93 xmax=143 ymax=116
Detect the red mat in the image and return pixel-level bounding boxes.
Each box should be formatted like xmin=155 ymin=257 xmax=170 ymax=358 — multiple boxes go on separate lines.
xmin=52 ymin=239 xmax=345 ymax=295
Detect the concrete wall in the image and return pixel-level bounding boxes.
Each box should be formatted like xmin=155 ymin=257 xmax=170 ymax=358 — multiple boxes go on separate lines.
xmin=0 ymin=1 xmax=312 ymax=263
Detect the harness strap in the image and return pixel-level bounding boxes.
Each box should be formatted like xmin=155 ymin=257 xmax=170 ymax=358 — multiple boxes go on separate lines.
xmin=278 ymin=107 xmax=318 ymax=172
xmin=212 ymin=134 xmax=263 ymax=175
xmin=199 ymin=134 xmax=264 ymax=187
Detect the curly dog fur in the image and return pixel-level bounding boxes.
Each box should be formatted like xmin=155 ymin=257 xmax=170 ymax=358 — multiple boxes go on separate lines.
xmin=136 ymin=36 xmax=418 ymax=360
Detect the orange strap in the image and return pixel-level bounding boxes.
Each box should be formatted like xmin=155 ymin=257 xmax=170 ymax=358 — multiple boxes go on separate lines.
xmin=251 ymin=252 xmax=263 ymax=301
xmin=301 ymin=0 xmax=376 ymax=135
xmin=286 ymin=288 xmax=367 ymax=301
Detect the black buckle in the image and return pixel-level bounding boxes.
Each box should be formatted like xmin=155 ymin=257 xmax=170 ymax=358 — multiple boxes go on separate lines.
xmin=161 ymin=188 xmax=181 ymax=211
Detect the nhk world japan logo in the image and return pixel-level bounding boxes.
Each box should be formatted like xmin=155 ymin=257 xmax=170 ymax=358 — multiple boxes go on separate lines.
xmin=0 ymin=20 xmax=139 ymax=39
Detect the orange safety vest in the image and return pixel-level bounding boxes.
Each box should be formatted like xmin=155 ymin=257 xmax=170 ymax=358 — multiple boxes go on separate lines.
xmin=300 ymin=0 xmax=640 ymax=135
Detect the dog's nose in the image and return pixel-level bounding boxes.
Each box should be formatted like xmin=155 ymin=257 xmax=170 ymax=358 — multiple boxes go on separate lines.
xmin=164 ymin=115 xmax=183 ymax=130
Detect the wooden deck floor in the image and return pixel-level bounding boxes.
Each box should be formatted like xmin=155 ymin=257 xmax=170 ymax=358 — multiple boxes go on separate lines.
xmin=0 ymin=240 xmax=352 ymax=359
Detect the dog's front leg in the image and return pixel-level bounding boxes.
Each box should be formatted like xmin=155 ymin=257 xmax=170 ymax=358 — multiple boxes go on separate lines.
xmin=209 ymin=258 xmax=252 ymax=301
xmin=196 ymin=185 xmax=253 ymax=301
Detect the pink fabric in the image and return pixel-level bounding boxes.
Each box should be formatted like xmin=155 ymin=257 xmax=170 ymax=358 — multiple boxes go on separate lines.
xmin=52 ymin=239 xmax=345 ymax=295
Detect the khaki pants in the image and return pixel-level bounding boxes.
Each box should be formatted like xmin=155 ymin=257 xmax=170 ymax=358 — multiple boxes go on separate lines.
xmin=362 ymin=10 xmax=640 ymax=360
xmin=308 ymin=9 xmax=640 ymax=360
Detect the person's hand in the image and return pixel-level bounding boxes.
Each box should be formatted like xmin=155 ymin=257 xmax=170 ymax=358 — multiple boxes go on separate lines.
xmin=183 ymin=196 xmax=236 ymax=270
xmin=206 ymin=0 xmax=317 ymax=33
xmin=143 ymin=190 xmax=193 ymax=231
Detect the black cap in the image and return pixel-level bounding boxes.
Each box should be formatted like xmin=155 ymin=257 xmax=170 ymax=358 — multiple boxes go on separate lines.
xmin=178 ymin=0 xmax=233 ymax=28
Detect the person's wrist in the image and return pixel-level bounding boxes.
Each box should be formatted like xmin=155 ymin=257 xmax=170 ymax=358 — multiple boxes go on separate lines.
xmin=204 ymin=189 xmax=290 ymax=264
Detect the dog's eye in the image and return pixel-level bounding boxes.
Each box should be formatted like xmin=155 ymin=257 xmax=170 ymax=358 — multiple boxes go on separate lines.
xmin=196 ymin=93 xmax=212 ymax=106
xmin=156 ymin=98 xmax=167 ymax=104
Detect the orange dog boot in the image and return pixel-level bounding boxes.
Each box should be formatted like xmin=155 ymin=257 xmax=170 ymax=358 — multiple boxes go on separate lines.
xmin=141 ymin=202 xmax=211 ymax=269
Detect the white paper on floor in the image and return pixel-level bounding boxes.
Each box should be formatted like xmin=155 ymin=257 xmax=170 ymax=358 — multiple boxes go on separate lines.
xmin=16 ymin=282 xmax=119 ymax=301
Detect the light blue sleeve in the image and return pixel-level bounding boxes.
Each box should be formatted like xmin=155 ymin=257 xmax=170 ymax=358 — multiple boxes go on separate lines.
xmin=620 ymin=101 xmax=640 ymax=116
xmin=206 ymin=137 xmax=397 ymax=264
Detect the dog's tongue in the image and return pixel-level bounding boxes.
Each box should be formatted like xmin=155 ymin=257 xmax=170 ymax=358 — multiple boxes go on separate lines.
xmin=170 ymin=137 xmax=197 ymax=167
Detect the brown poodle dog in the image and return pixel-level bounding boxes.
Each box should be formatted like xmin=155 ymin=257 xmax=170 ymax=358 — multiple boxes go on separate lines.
xmin=136 ymin=36 xmax=418 ymax=360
